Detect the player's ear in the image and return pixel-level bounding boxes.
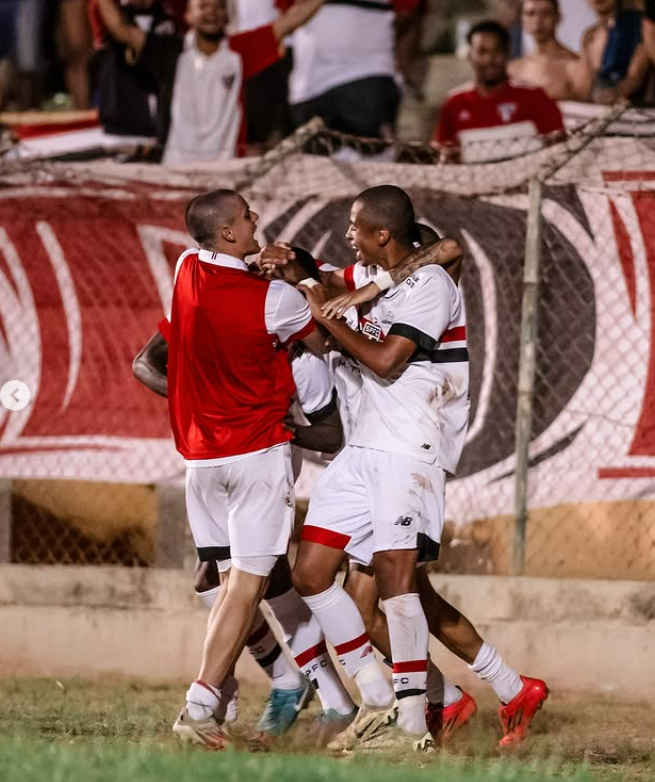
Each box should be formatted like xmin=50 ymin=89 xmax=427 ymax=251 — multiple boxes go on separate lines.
xmin=377 ymin=228 xmax=391 ymax=247
xmin=222 ymin=225 xmax=236 ymax=243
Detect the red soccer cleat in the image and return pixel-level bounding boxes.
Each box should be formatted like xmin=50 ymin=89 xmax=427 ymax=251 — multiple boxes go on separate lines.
xmin=441 ymin=688 xmax=477 ymax=744
xmin=498 ymin=676 xmax=549 ymax=748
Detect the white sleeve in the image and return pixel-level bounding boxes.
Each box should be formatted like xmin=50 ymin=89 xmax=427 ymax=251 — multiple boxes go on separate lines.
xmin=387 ymin=271 xmax=457 ymax=349
xmin=265 ymin=280 xmax=315 ymax=344
xmin=292 ymin=351 xmax=334 ymax=417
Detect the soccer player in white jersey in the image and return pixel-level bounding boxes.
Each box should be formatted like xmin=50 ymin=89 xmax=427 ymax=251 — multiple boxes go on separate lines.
xmin=261 ymin=228 xmax=549 ymax=750
xmin=282 ymin=185 xmax=469 ymax=750
xmin=315 ymin=224 xmax=549 ymax=750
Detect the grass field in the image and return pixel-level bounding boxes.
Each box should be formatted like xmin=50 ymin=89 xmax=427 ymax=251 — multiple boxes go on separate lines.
xmin=0 ymin=678 xmax=653 ymax=782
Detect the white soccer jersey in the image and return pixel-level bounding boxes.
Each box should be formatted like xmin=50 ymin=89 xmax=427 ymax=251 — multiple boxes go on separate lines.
xmin=346 ymin=262 xmax=470 ymax=474
xmin=325 ymin=307 xmax=363 ymax=444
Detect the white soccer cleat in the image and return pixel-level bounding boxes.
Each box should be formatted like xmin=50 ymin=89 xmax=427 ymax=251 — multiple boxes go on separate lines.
xmin=172 ymin=706 xmax=232 ymax=750
xmin=327 ymin=701 xmax=397 ymax=752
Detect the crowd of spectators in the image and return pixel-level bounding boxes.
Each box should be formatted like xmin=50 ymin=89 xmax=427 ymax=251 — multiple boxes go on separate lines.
xmin=0 ymin=0 xmax=654 ymax=163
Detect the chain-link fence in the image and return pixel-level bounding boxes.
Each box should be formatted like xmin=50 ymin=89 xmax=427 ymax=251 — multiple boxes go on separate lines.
xmin=1 ymin=107 xmax=654 ymax=579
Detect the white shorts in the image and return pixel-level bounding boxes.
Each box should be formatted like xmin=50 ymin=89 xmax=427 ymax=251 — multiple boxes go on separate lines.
xmin=185 ymin=444 xmax=295 ymax=567
xmin=302 ymin=445 xmax=445 ymax=567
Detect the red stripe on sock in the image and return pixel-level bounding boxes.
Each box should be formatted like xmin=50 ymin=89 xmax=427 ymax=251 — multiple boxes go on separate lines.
xmin=294 ymin=641 xmax=328 ymax=668
xmin=247 ymin=621 xmax=270 ymax=646
xmin=334 ymin=632 xmax=370 ymax=656
xmin=392 ymin=660 xmax=428 ymax=674
xmin=195 ymin=679 xmax=218 ymax=696
xmin=301 ymin=525 xmax=351 ymax=550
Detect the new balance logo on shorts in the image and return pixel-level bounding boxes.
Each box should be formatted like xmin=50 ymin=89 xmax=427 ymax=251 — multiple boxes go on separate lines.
xmin=394 ymin=516 xmax=413 ymax=527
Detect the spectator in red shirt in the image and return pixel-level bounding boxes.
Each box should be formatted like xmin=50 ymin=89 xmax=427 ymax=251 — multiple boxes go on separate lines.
xmin=434 ymin=20 xmax=565 ymax=163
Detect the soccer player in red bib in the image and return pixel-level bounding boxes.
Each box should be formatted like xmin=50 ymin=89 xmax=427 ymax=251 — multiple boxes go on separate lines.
xmin=161 ymin=189 xmax=325 ymax=749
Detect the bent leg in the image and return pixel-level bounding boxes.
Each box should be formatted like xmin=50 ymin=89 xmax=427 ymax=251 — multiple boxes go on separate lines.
xmin=417 ymin=567 xmax=483 ymax=664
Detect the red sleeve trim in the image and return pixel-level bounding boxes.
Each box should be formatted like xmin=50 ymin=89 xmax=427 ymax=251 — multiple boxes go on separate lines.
xmin=344 ymin=265 xmax=356 ymax=292
xmin=286 ymin=318 xmax=316 ymax=345
xmin=158 ymin=318 xmax=171 ymax=343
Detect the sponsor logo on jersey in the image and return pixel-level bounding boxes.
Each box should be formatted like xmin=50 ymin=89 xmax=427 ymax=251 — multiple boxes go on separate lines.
xmin=394 ymin=516 xmax=413 ymax=527
xmin=362 ymin=321 xmax=383 ymax=341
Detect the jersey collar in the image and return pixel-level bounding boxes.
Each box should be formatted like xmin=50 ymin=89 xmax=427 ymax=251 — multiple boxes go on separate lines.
xmin=197 ymin=249 xmax=249 ymax=271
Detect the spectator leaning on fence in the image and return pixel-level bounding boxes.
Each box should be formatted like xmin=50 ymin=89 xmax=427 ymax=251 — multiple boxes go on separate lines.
xmin=288 ymin=0 xmax=422 ymax=140
xmin=580 ymin=0 xmax=650 ymax=103
xmin=508 ymin=0 xmax=584 ymax=101
xmin=434 ymin=20 xmax=565 ymax=163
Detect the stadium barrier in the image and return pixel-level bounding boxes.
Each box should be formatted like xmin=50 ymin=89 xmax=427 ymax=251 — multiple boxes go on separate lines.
xmin=1 ymin=107 xmax=655 ymax=579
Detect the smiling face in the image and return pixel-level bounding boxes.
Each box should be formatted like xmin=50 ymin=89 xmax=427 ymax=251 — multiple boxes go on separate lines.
xmin=186 ymin=0 xmax=229 ymax=38
xmin=522 ymin=0 xmax=559 ymax=44
xmin=345 ymin=200 xmax=384 ymax=267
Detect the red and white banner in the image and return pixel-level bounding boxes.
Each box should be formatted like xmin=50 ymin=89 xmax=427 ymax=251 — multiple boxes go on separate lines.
xmin=1 ymin=136 xmax=654 ymax=523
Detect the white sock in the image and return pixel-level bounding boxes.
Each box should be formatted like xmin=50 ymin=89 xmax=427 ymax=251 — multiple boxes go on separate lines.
xmin=247 ymin=612 xmax=303 ymax=691
xmin=196 ymin=585 xmax=221 ymax=610
xmin=186 ymin=680 xmax=220 ymax=721
xmin=470 ymin=641 xmax=522 ymax=704
xmin=302 ymin=582 xmax=392 ymax=708
xmin=426 ymin=659 xmax=444 ymax=705
xmin=383 ymin=593 xmax=429 ymax=736
xmin=267 ymin=588 xmax=355 ymax=716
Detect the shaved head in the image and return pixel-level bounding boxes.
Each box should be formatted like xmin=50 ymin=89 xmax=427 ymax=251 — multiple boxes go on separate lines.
xmin=354 ymin=185 xmax=417 ymax=249
xmin=185 ymin=189 xmax=241 ymax=248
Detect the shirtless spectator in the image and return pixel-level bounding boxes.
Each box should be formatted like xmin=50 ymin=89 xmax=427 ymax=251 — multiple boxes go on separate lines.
xmin=509 ymin=0 xmax=583 ymax=100
xmin=434 ymin=20 xmax=565 ymax=162
xmin=580 ymin=0 xmax=650 ymax=103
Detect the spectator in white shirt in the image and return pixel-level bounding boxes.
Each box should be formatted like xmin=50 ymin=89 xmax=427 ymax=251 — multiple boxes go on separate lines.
xmin=289 ymin=0 xmax=422 ymax=140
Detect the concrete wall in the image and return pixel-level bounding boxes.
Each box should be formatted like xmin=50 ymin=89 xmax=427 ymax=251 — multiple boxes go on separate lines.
xmin=1 ymin=565 xmax=653 ymax=700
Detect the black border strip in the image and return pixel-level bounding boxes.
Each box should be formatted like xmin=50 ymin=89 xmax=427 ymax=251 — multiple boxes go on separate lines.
xmin=197 ymin=545 xmax=231 ymax=562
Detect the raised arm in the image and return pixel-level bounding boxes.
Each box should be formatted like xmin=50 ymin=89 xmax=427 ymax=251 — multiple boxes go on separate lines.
xmin=133 ymin=331 xmax=168 ymax=398
xmin=321 ymin=238 xmax=463 ymax=320
xmin=95 ymin=0 xmax=147 ymax=55
xmin=273 ymin=0 xmax=326 ymax=41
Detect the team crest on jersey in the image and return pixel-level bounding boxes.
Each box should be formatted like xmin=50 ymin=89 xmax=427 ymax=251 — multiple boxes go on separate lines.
xmin=382 ymin=311 xmax=395 ymax=325
xmin=498 ymin=102 xmax=518 ymax=123
xmin=223 ymin=73 xmax=237 ymax=90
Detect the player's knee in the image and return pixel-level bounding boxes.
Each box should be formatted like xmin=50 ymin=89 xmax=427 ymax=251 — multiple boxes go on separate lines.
xmin=292 ymin=561 xmax=332 ymax=597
